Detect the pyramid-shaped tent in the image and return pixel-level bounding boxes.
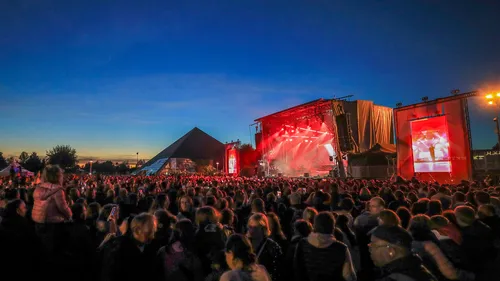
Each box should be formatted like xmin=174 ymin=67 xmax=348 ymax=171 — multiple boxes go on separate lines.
xmin=139 ymin=127 xmax=225 ymax=174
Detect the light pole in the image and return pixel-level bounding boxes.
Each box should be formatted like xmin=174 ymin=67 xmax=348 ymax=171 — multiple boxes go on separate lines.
xmin=136 ymin=152 xmax=139 ymax=167
xmin=90 ymin=160 xmax=93 ymax=175
xmin=216 ymin=162 xmax=219 ymax=172
xmin=486 ymin=93 xmax=500 ymax=150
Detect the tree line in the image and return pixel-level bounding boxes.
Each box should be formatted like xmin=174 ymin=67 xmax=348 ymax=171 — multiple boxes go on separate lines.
xmin=0 ymin=145 xmax=134 ymax=175
xmin=0 ymin=143 xmax=260 ymax=176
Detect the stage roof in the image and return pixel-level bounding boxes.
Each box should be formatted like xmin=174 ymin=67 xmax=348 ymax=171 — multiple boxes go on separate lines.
xmin=254 ymin=98 xmax=331 ymax=122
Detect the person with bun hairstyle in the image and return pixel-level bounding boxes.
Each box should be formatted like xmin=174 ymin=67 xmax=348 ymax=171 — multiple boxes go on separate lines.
xmin=221 ymin=234 xmax=271 ymax=281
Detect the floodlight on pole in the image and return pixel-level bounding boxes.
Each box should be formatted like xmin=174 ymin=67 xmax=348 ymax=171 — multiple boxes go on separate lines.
xmin=486 ymin=93 xmax=500 ymax=150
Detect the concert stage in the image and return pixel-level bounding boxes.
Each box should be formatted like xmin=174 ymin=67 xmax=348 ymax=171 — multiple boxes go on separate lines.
xmin=254 ymin=98 xmax=393 ymax=177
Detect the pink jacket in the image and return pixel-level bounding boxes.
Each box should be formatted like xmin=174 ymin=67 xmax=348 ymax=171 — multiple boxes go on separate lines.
xmin=32 ymin=182 xmax=72 ymax=223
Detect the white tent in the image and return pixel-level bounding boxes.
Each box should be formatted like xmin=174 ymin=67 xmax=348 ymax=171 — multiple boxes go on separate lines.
xmin=0 ymin=165 xmax=34 ymax=177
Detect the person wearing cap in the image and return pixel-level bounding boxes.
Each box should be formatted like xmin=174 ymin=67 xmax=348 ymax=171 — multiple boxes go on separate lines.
xmin=369 ymin=225 xmax=437 ymax=281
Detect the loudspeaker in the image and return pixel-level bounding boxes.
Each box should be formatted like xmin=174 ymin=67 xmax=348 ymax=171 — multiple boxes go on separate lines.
xmin=336 ymin=114 xmax=353 ymax=152
xmin=255 ymin=132 xmax=262 ymax=151
xmin=304 ymin=173 xmax=310 ymax=178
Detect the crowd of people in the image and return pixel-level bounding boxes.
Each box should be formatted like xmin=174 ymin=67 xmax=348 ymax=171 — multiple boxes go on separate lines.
xmin=1 ymin=164 xmax=500 ymax=281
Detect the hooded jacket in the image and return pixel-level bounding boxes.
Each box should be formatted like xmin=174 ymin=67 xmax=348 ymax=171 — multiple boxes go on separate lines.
xmin=376 ymin=255 xmax=437 ymax=281
xmin=32 ymin=182 xmax=72 ymax=223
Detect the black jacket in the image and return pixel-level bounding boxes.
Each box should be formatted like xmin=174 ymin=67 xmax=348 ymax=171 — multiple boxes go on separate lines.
xmin=480 ymin=215 xmax=500 ymax=239
xmin=460 ymin=220 xmax=496 ymax=272
xmin=255 ymin=237 xmax=283 ymax=281
xmin=194 ymin=223 xmax=226 ymax=276
xmin=0 ymin=215 xmax=43 ymax=280
xmin=376 ymin=255 xmax=438 ymax=281
xmin=98 ymin=236 xmax=156 ymax=281
xmin=283 ymin=235 xmax=304 ymax=281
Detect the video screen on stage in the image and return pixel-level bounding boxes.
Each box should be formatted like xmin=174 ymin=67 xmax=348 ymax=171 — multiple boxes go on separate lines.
xmin=410 ymin=116 xmax=451 ymax=173
xmin=228 ymin=149 xmax=237 ymax=174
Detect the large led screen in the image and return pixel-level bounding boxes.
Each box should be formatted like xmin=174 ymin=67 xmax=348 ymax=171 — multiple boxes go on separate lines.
xmin=228 ymin=148 xmax=237 ymax=174
xmin=410 ymin=116 xmax=451 ymax=173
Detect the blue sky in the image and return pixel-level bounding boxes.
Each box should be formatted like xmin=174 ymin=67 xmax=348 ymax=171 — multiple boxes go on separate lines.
xmin=1 ymin=0 xmax=499 ymax=162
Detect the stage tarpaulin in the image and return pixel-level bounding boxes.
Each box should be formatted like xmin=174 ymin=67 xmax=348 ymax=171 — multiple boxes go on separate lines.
xmin=395 ymin=99 xmax=472 ymax=182
xmin=373 ymin=105 xmax=393 ymax=145
xmin=346 ymin=101 xmax=393 ymax=152
xmin=357 ymin=100 xmax=373 ymax=152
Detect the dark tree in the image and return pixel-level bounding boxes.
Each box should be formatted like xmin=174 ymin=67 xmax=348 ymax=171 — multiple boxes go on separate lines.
xmin=0 ymin=152 xmax=7 ymax=170
xmin=117 ymin=162 xmax=130 ymax=174
xmin=19 ymin=151 xmax=29 ymax=164
xmin=46 ymin=145 xmax=78 ymax=171
xmin=24 ymin=152 xmax=43 ymax=173
xmin=239 ymin=144 xmax=260 ymax=177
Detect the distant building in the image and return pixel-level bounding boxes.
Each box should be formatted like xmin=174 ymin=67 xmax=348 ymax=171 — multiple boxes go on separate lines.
xmin=473 ymin=149 xmax=500 ymax=176
xmin=136 ymin=127 xmax=225 ymax=175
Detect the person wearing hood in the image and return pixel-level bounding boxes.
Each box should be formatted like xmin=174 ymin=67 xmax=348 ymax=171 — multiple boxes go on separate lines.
xmin=194 ymin=206 xmax=226 ymax=276
xmin=370 ymin=225 xmax=437 ymax=281
xmin=294 ymin=211 xmax=356 ymax=281
xmin=246 ymin=212 xmax=283 ymax=281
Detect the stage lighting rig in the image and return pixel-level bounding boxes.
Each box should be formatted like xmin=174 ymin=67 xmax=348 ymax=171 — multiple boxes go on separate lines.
xmin=451 ymin=89 xmax=460 ymax=95
xmin=396 ymin=102 xmax=402 ymax=107
xmin=421 ymin=96 xmax=429 ymax=102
